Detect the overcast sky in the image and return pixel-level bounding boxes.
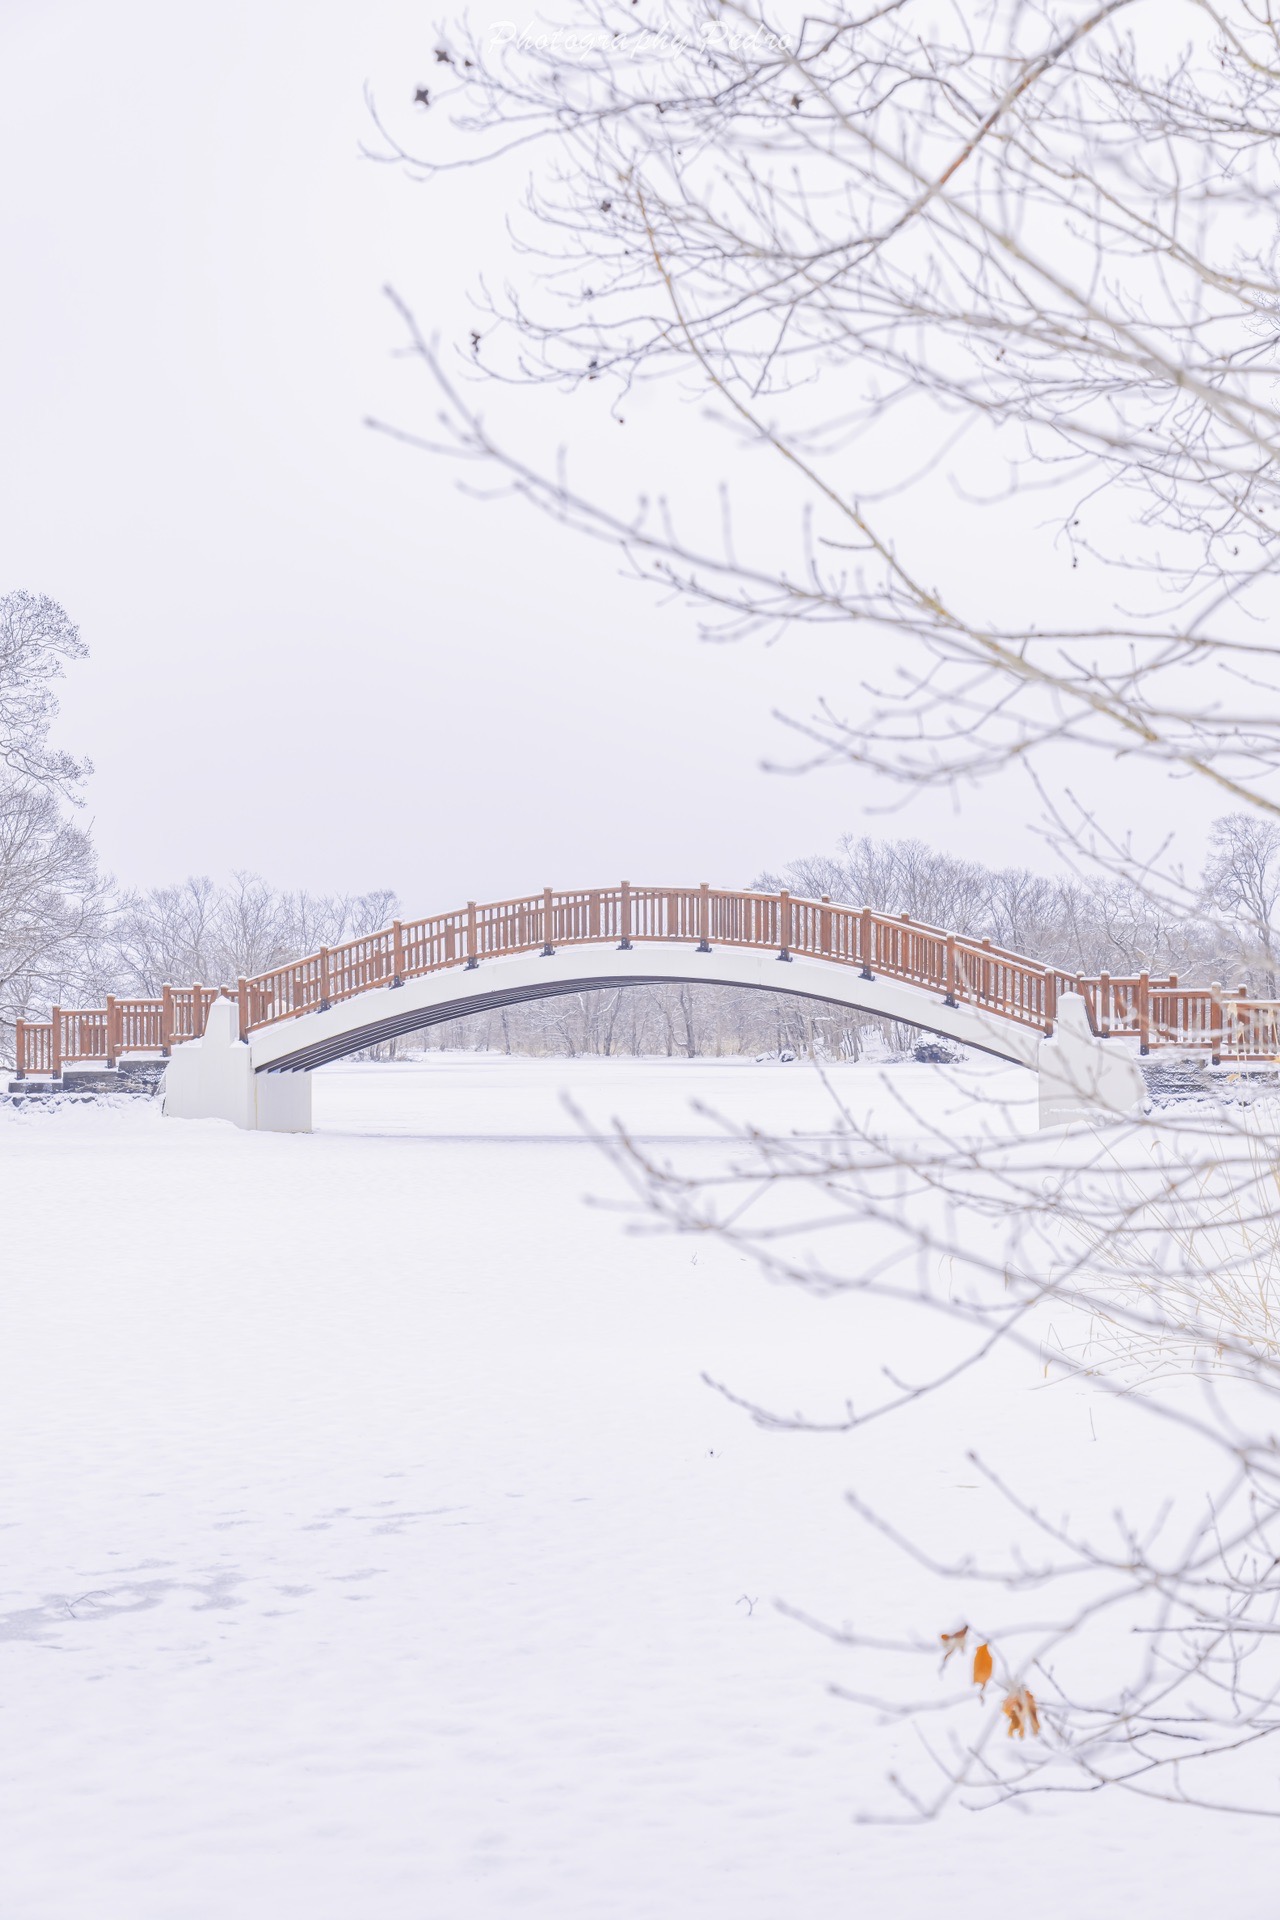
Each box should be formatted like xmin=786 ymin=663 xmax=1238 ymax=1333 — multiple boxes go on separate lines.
xmin=0 ymin=0 xmax=1200 ymax=912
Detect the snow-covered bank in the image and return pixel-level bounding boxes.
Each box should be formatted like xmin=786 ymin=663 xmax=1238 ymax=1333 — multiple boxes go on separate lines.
xmin=0 ymin=1062 xmax=1266 ymax=1917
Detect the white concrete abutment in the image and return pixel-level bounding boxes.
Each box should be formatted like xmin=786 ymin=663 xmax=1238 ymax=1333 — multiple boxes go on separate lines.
xmin=161 ymin=1000 xmax=314 ymax=1131
xmin=159 ymin=945 xmax=1146 ymax=1133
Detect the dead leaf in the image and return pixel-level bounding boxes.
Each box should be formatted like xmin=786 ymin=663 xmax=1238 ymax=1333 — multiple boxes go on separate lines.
xmin=972 ymin=1642 xmax=993 ymax=1691
xmin=939 ymin=1626 xmax=969 ymax=1667
xmin=1001 ymin=1688 xmax=1041 ymax=1738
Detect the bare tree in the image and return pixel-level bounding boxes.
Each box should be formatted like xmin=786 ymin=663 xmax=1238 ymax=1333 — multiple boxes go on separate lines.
xmin=363 ymin=0 xmax=1280 ymax=1821
xmin=610 ymin=1100 xmax=1280 ymax=1818
xmin=0 ymin=785 xmax=108 ymax=1053
xmin=0 ymin=591 xmax=90 ymax=796
xmin=1201 ymin=813 xmax=1280 ymax=995
xmin=372 ymin=0 xmax=1280 ymax=822
xmin=0 ymin=591 xmax=105 ymax=1062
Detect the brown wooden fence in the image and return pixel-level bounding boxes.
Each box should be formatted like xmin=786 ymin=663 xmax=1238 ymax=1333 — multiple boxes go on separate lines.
xmin=11 ymin=885 xmax=1277 ymax=1075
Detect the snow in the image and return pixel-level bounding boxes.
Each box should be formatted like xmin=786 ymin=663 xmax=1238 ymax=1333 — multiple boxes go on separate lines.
xmin=0 ymin=1057 xmax=1266 ymax=1917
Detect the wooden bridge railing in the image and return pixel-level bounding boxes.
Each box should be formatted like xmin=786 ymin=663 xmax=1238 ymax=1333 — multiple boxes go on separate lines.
xmin=11 ymin=885 xmax=1280 ymax=1075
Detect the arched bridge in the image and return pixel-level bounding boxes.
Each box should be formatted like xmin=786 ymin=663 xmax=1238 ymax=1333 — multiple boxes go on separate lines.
xmin=13 ymin=882 xmax=1270 ymax=1128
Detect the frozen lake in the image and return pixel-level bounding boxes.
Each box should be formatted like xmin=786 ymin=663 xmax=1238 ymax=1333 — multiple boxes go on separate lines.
xmin=0 ymin=1058 xmax=1264 ymax=1917
xmin=309 ymin=1050 xmax=1041 ymax=1137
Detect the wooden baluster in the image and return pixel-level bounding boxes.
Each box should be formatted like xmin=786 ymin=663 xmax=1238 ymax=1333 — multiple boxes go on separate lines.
xmin=1210 ymin=981 xmax=1223 ymax=1063
xmin=944 ymin=935 xmax=958 ymax=1006
xmin=860 ymin=907 xmax=874 ymax=979
xmin=776 ymin=889 xmax=791 ymax=961
xmin=1043 ymin=970 xmax=1057 ymax=1037
xmin=13 ymin=1018 xmax=25 ymax=1080
xmin=820 ymin=895 xmax=831 ymax=957
xmin=698 ymin=881 xmax=711 ymax=953
xmin=161 ymin=985 xmax=173 ymax=1055
xmin=466 ymin=901 xmax=479 ymax=969
xmin=1138 ymin=972 xmax=1149 ymax=1055
xmin=237 ymin=978 xmax=249 ymax=1041
xmin=542 ymin=887 xmax=555 ymax=957
xmin=1099 ymin=970 xmax=1111 ymax=1037
xmin=318 ymin=948 xmax=331 ymax=1010
xmin=105 ymin=994 xmax=118 ymax=1068
xmin=619 ymin=880 xmax=632 ymax=951
xmin=391 ymin=920 xmax=405 ymax=987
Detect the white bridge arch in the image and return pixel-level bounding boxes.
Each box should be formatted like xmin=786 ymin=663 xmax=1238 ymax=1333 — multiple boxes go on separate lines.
xmin=247 ymin=941 xmax=1044 ymax=1075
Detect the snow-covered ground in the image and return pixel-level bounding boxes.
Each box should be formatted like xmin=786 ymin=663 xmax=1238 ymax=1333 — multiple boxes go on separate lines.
xmin=0 ymin=1058 xmax=1267 ymax=1917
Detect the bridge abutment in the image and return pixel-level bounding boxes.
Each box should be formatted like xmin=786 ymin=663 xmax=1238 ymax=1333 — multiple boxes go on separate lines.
xmin=1037 ymin=993 xmax=1146 ymax=1127
xmin=162 ymin=1000 xmax=312 ymax=1133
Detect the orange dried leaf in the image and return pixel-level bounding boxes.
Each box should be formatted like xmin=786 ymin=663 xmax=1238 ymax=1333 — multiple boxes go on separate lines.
xmin=1001 ymin=1688 xmax=1041 ymax=1738
xmin=939 ymin=1627 xmax=969 ymax=1667
xmin=972 ymin=1641 xmax=993 ymax=1691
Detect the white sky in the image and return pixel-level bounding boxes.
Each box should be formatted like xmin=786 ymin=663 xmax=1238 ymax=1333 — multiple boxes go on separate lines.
xmin=0 ymin=0 xmax=1197 ymax=909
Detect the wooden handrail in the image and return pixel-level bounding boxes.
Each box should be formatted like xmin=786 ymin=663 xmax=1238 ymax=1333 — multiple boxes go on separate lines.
xmin=15 ymin=884 xmax=1280 ymax=1073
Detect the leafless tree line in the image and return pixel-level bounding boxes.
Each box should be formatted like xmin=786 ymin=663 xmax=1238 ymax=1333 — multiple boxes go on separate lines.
xmin=2 ymin=866 xmax=401 ymax=1066
xmin=764 ymin=818 xmax=1280 ymax=995
xmin=402 ymin=979 xmax=882 ymax=1061
xmin=101 ymin=874 xmax=399 ymax=1001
